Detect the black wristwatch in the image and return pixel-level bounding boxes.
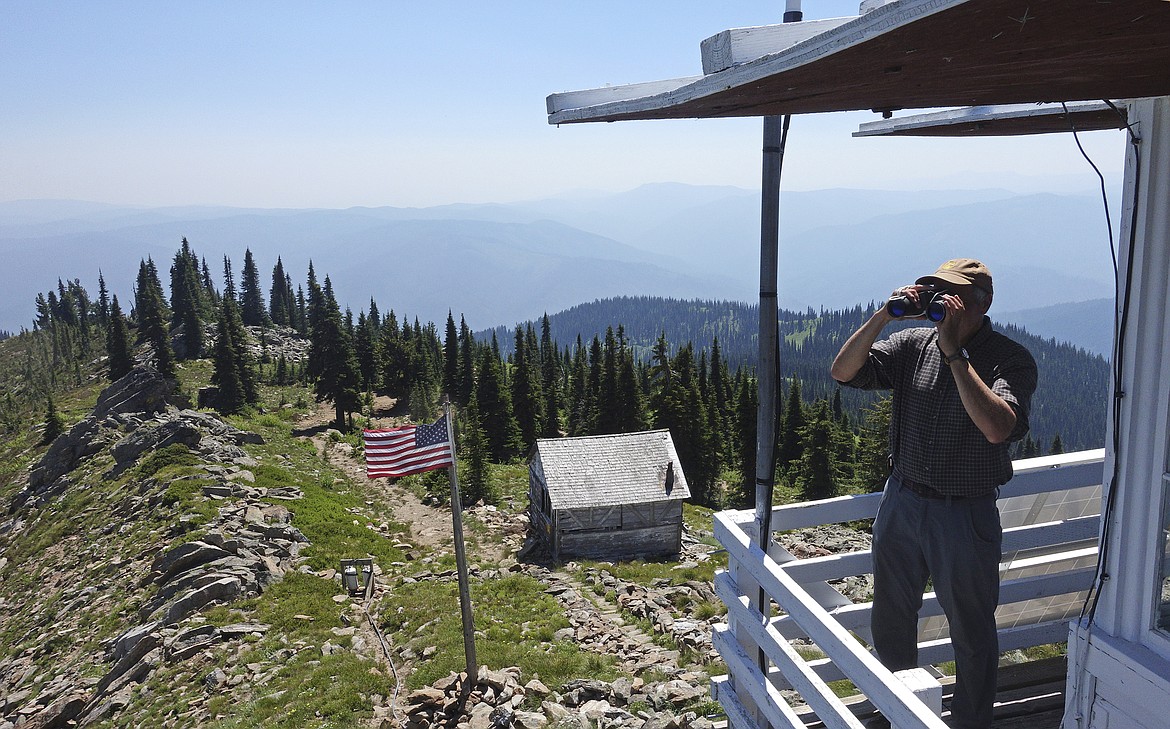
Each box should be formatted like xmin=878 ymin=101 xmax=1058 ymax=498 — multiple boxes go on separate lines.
xmin=942 ymin=347 xmax=970 ymax=365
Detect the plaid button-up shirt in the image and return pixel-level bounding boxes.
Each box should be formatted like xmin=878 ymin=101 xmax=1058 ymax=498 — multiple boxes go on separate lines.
xmin=843 ymin=317 xmax=1037 ymax=496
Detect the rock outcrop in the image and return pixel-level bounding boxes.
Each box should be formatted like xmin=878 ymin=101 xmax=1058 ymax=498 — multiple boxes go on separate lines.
xmin=397 ymin=666 xmax=717 ymax=729
xmin=1 ymin=366 xmax=304 ymax=729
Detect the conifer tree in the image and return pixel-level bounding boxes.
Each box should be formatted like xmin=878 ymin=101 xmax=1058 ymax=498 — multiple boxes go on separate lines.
xmin=778 ymin=374 xmax=806 ymax=476
xmin=475 ymin=347 xmax=521 ymax=462
xmin=653 ymin=343 xmax=716 ymax=506
xmin=269 ymin=257 xmax=291 ymax=326
xmin=307 ymin=276 xmax=362 ymax=430
xmin=443 ymin=312 xmax=459 ymax=400
xmin=380 ymin=311 xmax=408 ymax=395
xmin=239 ymin=248 xmax=269 ymax=327
xmin=734 ymin=374 xmax=759 ymax=508
xmin=460 ymin=393 xmax=492 ymax=505
xmin=42 ymin=395 xmax=65 ymax=445
xmin=96 ymin=271 xmax=111 ymax=329
xmin=567 ymin=336 xmax=592 ymax=436
xmin=855 ymin=396 xmax=893 ymax=492
xmin=200 ymin=257 xmax=216 ymax=303
xmin=615 ymin=328 xmax=647 ymax=432
xmin=596 ymin=326 xmax=622 ymax=433
xmin=212 ymin=301 xmax=247 ymax=414
xmin=222 ymin=256 xmax=237 ymax=302
xmin=457 ymin=315 xmax=476 ymax=406
xmin=1050 ymin=434 xmax=1064 ymax=455
xmin=353 ymin=310 xmax=381 ymax=392
xmin=510 ymin=324 xmax=543 ymax=450
xmin=539 ymin=314 xmax=562 ymax=437
xmin=135 ymin=258 xmax=175 ymax=378
xmin=795 ymin=400 xmax=842 ymax=501
xmin=105 ymin=295 xmax=134 ymax=382
xmin=290 ymin=280 xmax=304 ymax=331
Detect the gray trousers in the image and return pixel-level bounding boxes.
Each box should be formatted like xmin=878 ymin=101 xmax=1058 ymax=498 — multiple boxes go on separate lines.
xmin=871 ymin=474 xmax=1002 ymax=729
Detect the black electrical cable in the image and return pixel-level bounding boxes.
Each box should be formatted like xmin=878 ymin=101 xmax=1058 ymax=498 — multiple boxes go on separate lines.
xmin=1059 ymin=98 xmax=1141 ymax=627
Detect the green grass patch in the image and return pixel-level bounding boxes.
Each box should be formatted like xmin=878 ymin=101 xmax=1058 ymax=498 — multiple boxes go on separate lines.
xmin=381 ymin=573 xmax=617 ymax=691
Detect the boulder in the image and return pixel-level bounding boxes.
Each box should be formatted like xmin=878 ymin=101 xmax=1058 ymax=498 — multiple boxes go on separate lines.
xmin=162 ymin=576 xmax=243 ymax=625
xmin=112 ymin=417 xmax=202 ymax=466
xmin=92 ymin=367 xmax=179 ymax=420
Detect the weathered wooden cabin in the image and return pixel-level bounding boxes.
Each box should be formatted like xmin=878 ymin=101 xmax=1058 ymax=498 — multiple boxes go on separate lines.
xmin=528 ymin=430 xmax=691 ymax=562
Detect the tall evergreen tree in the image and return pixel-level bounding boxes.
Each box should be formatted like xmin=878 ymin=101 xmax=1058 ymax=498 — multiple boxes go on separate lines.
xmin=457 ymin=315 xmax=476 ymax=406
xmin=170 ymin=238 xmax=206 ymax=347
xmin=653 ymin=343 xmax=716 ymax=506
xmin=734 ymin=373 xmax=759 ymax=508
xmin=443 ymin=312 xmax=459 ymax=400
xmin=96 ymin=271 xmax=111 ymax=329
xmin=510 ymin=324 xmax=543 ymax=450
xmin=239 ymin=248 xmax=269 ymax=327
xmin=353 ymin=310 xmax=382 ymax=392
xmin=222 ymin=256 xmax=237 ymax=302
xmin=105 ymin=295 xmax=134 ymax=382
xmin=539 ymin=314 xmax=562 ymax=437
xmin=475 ymin=347 xmax=521 ymax=462
xmin=42 ymin=395 xmax=65 ymax=445
xmin=135 ymin=258 xmax=175 ymax=378
xmin=269 ymin=257 xmax=293 ymax=326
xmin=615 ymin=328 xmax=647 ymax=432
xmin=778 ymin=374 xmax=806 ymax=476
xmin=794 ymin=400 xmax=843 ymax=501
xmin=460 ymin=392 xmax=492 ymax=505
xmin=380 ymin=311 xmax=408 ymax=395
xmin=307 ymin=276 xmax=362 ymax=430
xmin=212 ymin=300 xmax=248 ymax=414
xmin=855 ymin=396 xmax=892 ymax=492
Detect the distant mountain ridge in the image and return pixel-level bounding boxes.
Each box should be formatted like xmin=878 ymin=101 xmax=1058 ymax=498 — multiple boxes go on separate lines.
xmin=0 ymin=185 xmax=1118 ymax=337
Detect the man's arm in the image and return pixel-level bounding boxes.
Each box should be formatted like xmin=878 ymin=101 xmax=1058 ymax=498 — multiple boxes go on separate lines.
xmin=945 ymin=359 xmax=1019 ymax=444
xmin=831 ymin=307 xmax=893 ymax=383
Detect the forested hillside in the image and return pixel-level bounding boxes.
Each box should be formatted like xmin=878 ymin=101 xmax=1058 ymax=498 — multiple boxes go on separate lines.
xmin=5 ymin=243 xmax=1104 ymax=517
xmin=484 ymin=296 xmax=1108 ymax=454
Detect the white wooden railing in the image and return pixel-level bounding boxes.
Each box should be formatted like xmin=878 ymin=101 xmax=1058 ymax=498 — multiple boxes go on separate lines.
xmin=711 ymin=449 xmax=1106 ymax=729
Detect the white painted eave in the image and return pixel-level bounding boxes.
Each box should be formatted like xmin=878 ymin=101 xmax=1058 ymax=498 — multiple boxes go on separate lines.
xmin=546 ymin=0 xmax=1170 ymax=125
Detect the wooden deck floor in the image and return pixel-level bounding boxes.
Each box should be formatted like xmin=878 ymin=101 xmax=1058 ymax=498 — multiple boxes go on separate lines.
xmin=797 ymin=656 xmax=1068 ymax=728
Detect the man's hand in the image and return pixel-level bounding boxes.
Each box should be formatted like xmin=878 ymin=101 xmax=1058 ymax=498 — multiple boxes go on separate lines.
xmin=934 ymin=291 xmax=967 ymax=356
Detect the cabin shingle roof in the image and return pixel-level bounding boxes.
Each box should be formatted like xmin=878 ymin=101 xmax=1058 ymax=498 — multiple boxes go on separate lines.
xmin=533 ymin=429 xmax=691 ymax=510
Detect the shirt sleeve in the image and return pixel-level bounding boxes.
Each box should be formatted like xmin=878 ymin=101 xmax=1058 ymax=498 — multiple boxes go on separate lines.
xmin=841 ymin=329 xmax=908 ymax=391
xmin=989 ymin=345 xmax=1038 ymax=443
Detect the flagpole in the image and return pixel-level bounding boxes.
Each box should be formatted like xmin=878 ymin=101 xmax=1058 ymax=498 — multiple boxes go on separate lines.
xmin=443 ymin=399 xmax=478 ymax=692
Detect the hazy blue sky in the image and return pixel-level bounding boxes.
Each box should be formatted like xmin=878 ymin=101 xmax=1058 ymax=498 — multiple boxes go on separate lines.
xmin=1 ymin=1 xmax=1125 ymax=208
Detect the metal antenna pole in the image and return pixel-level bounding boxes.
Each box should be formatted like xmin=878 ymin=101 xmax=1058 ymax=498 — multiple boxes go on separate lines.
xmin=444 ymin=399 xmax=478 ymax=691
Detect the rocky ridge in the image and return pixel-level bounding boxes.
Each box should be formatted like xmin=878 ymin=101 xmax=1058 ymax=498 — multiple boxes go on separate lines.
xmin=1 ymin=368 xmax=306 ymax=728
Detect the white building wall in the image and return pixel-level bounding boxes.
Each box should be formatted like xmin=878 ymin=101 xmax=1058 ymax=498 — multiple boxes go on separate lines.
xmin=1064 ymin=95 xmax=1170 ymax=728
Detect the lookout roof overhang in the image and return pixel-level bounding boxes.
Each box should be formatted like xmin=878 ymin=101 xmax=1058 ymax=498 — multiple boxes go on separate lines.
xmin=546 ymin=0 xmax=1170 ymax=125
xmin=853 ymin=100 xmax=1128 ymax=137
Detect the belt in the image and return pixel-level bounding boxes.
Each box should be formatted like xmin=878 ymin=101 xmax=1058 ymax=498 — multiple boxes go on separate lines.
xmin=899 ymin=474 xmax=965 ymax=500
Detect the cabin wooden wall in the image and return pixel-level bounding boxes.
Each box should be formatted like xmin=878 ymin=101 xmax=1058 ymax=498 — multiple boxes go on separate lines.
xmin=555 ymin=500 xmax=683 ymax=561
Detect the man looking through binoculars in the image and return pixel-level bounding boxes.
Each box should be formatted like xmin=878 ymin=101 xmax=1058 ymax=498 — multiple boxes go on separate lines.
xmin=831 ymin=258 xmax=1038 ymax=729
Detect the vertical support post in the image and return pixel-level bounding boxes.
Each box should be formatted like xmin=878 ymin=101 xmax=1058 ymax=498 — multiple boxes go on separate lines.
xmin=755 ymin=115 xmax=787 ymax=596
xmin=445 ymin=400 xmax=478 ymax=688
xmin=742 ymin=113 xmax=788 ymax=729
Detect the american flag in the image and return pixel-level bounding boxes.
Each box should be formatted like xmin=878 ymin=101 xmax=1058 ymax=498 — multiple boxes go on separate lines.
xmin=363 ymin=416 xmax=453 ymax=478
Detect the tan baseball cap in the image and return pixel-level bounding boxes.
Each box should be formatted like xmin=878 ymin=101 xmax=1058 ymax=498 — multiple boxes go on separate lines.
xmin=916 ymin=258 xmax=993 ymax=294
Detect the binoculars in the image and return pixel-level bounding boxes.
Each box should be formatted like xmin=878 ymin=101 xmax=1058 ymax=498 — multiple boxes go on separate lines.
xmin=886 ymin=288 xmax=949 ymax=322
